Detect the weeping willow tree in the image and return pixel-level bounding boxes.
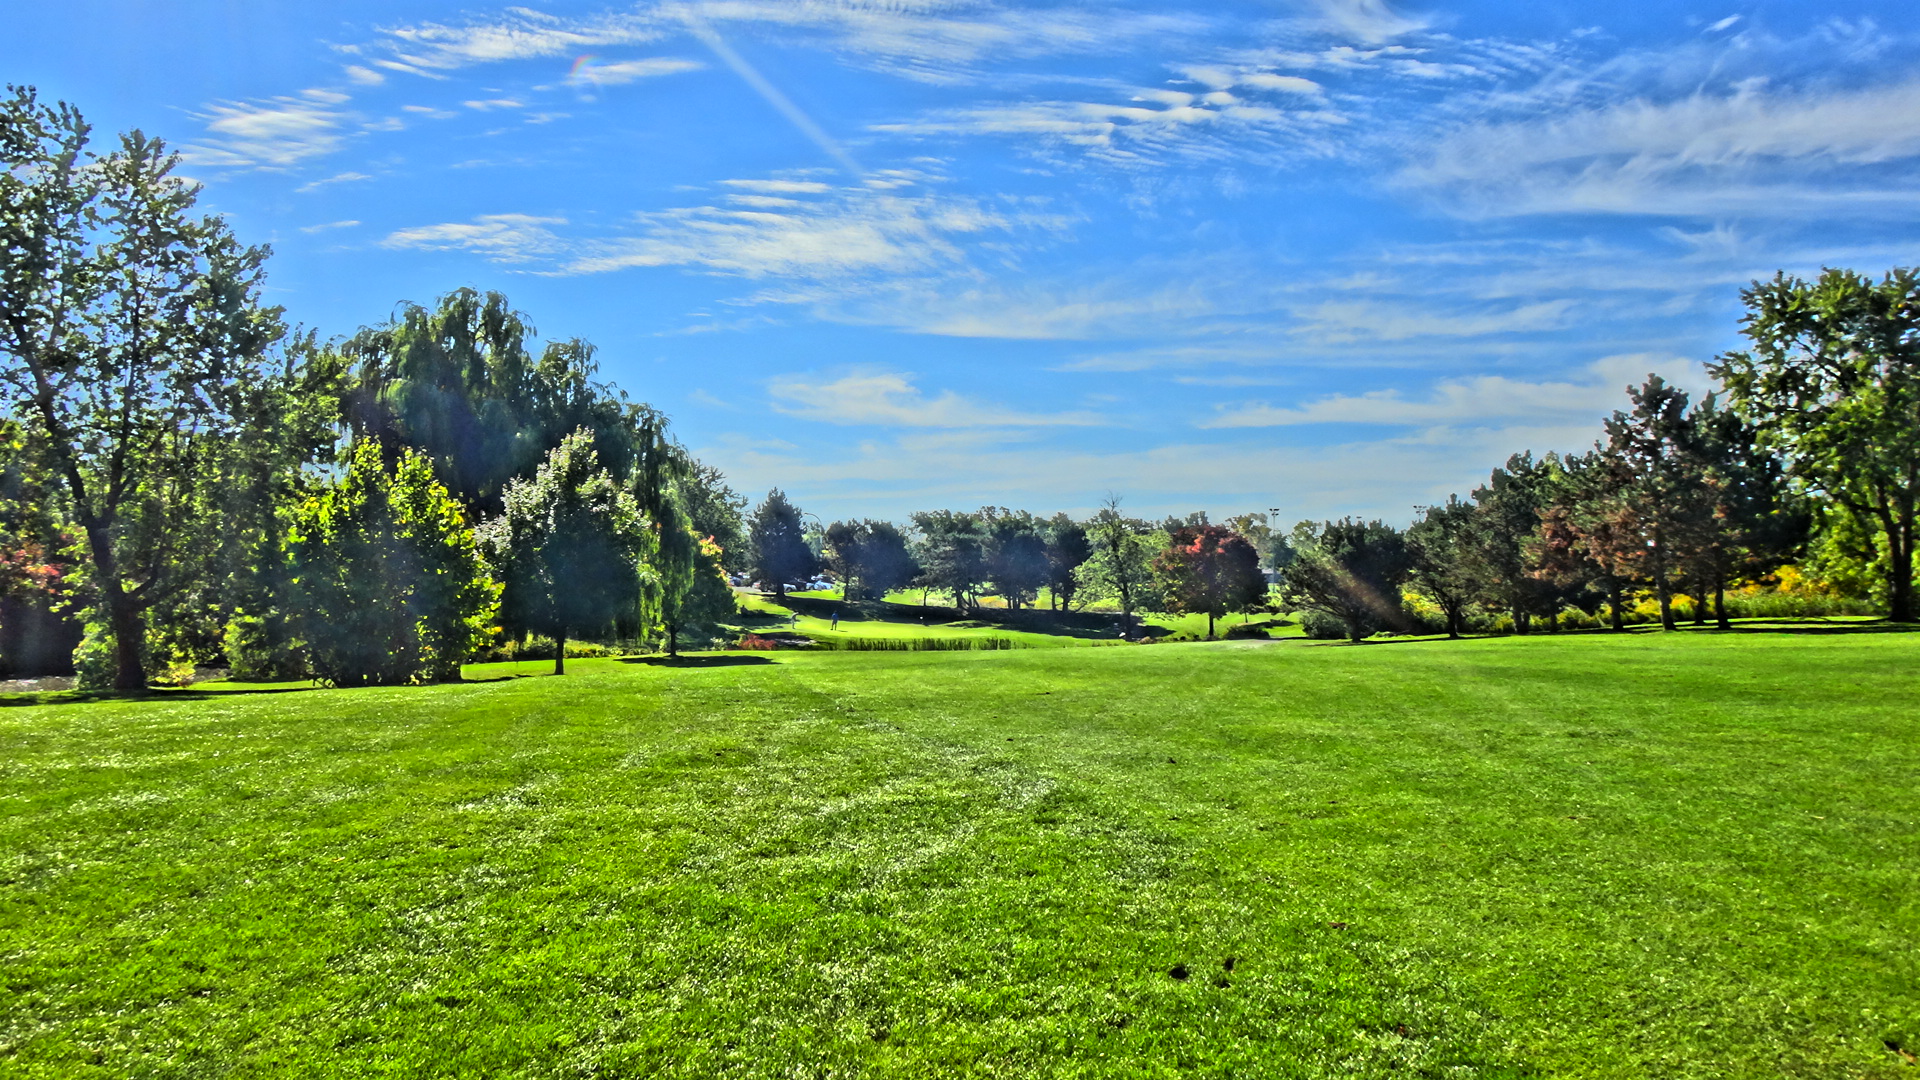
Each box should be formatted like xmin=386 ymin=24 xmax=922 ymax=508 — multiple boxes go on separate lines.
xmin=335 ymin=288 xmax=676 ymax=518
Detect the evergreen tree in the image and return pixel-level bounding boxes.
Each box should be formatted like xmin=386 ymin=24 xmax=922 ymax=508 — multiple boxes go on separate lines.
xmin=749 ymin=489 xmax=816 ymax=600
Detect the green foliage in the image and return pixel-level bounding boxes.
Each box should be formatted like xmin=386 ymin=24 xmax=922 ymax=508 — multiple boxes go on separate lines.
xmin=909 ymin=509 xmax=988 ymax=611
xmin=289 ymin=441 xmax=499 ymax=687
xmin=479 ymin=430 xmax=654 ymax=672
xmin=0 ymin=87 xmax=291 ymax=688
xmin=1282 ymin=518 xmax=1412 ymax=642
xmin=1042 ymin=512 xmax=1091 ymax=611
xmin=981 ymin=508 xmax=1050 ymax=610
xmin=749 ymin=489 xmax=817 ymax=598
xmin=1713 ymin=267 xmax=1920 ymax=620
xmin=1074 ymin=497 xmax=1160 ymax=632
xmin=1405 ymin=496 xmax=1482 ymax=638
xmin=337 ymin=288 xmax=684 ymax=519
xmin=824 ymin=519 xmax=918 ymax=603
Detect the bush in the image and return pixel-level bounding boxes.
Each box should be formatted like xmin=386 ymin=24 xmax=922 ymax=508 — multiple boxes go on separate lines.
xmin=1298 ymin=610 xmax=1350 ymax=640
xmin=222 ymin=610 xmax=308 ymax=682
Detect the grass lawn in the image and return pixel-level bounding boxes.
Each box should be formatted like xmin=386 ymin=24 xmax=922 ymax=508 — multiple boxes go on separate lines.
xmin=2 ymin=630 xmax=1917 ymax=1077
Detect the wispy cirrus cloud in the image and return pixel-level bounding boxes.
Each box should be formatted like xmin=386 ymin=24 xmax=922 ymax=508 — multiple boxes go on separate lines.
xmin=1409 ymin=78 xmax=1920 ymax=218
xmin=768 ymin=370 xmax=1102 ymax=427
xmin=381 ymin=213 xmax=567 ymax=262
xmin=182 ymin=90 xmax=352 ymax=169
xmin=352 ymin=8 xmax=660 ymax=76
xmin=1201 ymin=353 xmax=1706 ymax=429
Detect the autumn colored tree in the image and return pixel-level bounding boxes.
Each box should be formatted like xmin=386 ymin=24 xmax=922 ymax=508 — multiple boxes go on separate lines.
xmin=1152 ymin=525 xmax=1267 ymax=639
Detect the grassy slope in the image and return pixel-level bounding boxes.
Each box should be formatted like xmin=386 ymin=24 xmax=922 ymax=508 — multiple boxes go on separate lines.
xmin=2 ymin=633 xmax=1916 ymax=1077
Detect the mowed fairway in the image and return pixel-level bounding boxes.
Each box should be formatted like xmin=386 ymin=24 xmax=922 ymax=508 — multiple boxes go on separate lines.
xmin=2 ymin=633 xmax=1917 ymax=1078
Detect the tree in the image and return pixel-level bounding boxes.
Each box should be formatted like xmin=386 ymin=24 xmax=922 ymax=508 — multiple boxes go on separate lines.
xmin=1711 ymin=267 xmax=1919 ymax=621
xmin=824 ymin=519 xmax=917 ymax=602
xmin=749 ymin=489 xmax=815 ymax=599
xmin=0 ymin=88 xmax=288 ymax=688
xmin=1468 ymin=453 xmax=1561 ymax=634
xmin=910 ymin=509 xmax=988 ymax=611
xmin=1075 ymin=496 xmax=1158 ymax=636
xmin=480 ymin=430 xmax=654 ymax=675
xmin=289 ymin=441 xmax=499 ymax=686
xmin=982 ymin=508 xmax=1049 ymax=610
xmin=1406 ymin=496 xmax=1482 ymax=639
xmin=1281 ymin=519 xmax=1412 ymax=642
xmin=338 ymin=289 xmax=673 ymax=519
xmin=678 ymin=461 xmax=748 ymax=574
xmin=1587 ymin=378 xmax=1720 ymax=631
xmin=1151 ymin=524 xmax=1267 ymax=638
xmin=1043 ymin=512 xmax=1091 ymax=611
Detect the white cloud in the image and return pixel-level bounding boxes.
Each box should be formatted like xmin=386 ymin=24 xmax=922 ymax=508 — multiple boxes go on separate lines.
xmin=1294 ymin=298 xmax=1576 ymax=342
xmin=295 ymin=171 xmax=372 ymax=193
xmin=344 ymin=65 xmax=386 ymax=85
xmin=873 ymin=91 xmax=1346 ymax=166
xmin=381 ymin=214 xmax=568 ymax=263
xmin=299 ymin=220 xmax=361 ymax=233
xmin=1407 ymin=77 xmax=1920 ymax=217
xmin=567 ymin=56 xmax=703 ymax=86
xmin=1301 ymin=0 xmax=1431 ymax=43
xmin=361 ymin=10 xmax=659 ymax=74
xmin=1201 ymin=353 xmax=1706 ymax=429
xmin=564 ymin=183 xmax=1034 ymax=278
xmin=182 ymin=92 xmax=349 ymax=169
xmin=767 ymin=371 xmax=1102 ymax=427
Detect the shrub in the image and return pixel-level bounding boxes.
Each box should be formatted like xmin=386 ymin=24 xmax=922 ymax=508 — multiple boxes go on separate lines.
xmin=1298 ymin=610 xmax=1350 ymax=640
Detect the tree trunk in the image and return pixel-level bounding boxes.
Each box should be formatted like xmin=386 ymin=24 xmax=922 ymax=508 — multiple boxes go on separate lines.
xmin=1888 ymin=513 xmax=1915 ymax=622
xmin=104 ymin=580 xmax=147 ymax=690
xmin=81 ymin=519 xmax=147 ymax=690
xmin=1656 ymin=582 xmax=1676 ymax=631
xmin=1514 ymin=610 xmax=1529 ymax=635
xmin=554 ymin=629 xmax=566 ymax=675
xmin=1714 ymin=579 xmax=1731 ymax=631
xmin=1207 ymin=612 xmax=1215 ymax=639
xmin=1445 ymin=605 xmax=1461 ymax=640
xmin=668 ymin=620 xmax=678 ymax=658
xmin=1691 ymin=585 xmax=1707 ymax=626
xmin=1608 ymin=582 xmax=1624 ymax=632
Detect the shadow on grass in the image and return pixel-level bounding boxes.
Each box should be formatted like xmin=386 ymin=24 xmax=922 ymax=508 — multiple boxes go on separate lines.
xmin=619 ymin=655 xmax=779 ymax=668
xmin=1313 ymin=616 xmax=1918 ymax=647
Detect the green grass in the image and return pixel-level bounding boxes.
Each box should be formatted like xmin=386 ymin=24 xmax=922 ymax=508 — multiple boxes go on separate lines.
xmin=3 ymin=631 xmax=1918 ymax=1077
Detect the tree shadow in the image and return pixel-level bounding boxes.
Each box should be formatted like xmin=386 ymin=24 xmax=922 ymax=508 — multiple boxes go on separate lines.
xmin=620 ymin=655 xmax=779 ymax=668
xmin=0 ymin=683 xmax=322 ymax=708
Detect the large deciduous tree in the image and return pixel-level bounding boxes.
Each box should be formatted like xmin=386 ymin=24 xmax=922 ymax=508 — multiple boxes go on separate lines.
xmin=982 ymin=508 xmax=1049 ymax=610
xmin=1712 ymin=268 xmax=1920 ymax=621
xmin=1151 ymin=524 xmax=1267 ymax=639
xmin=0 ymin=88 xmax=288 ymax=688
xmin=911 ymin=509 xmax=988 ymax=612
xmin=480 ymin=430 xmax=653 ymax=675
xmin=824 ymin=519 xmax=917 ymax=603
xmin=1075 ymin=496 xmax=1158 ymax=637
xmin=1043 ymin=512 xmax=1091 ymax=612
xmin=1406 ymin=496 xmax=1482 ymax=639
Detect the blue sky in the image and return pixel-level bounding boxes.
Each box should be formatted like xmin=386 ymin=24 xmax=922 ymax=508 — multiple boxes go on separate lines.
xmin=9 ymin=0 xmax=1920 ymax=523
